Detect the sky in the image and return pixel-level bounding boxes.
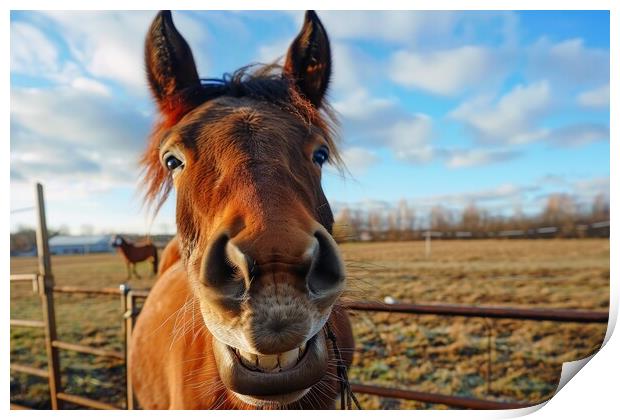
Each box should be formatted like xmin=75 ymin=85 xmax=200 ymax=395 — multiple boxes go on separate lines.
xmin=9 ymin=10 xmax=610 ymax=234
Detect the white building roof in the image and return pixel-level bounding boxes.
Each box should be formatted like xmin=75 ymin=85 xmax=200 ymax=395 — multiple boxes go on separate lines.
xmin=49 ymin=235 xmax=113 ymax=247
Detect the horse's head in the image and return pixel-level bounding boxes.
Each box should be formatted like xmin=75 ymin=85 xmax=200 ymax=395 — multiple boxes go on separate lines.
xmin=141 ymin=11 xmax=345 ymax=406
xmin=110 ymin=235 xmax=124 ymax=248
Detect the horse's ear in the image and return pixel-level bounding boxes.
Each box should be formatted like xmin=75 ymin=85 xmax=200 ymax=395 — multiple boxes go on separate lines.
xmin=145 ymin=11 xmax=200 ymax=121
xmin=284 ymin=10 xmax=332 ymax=108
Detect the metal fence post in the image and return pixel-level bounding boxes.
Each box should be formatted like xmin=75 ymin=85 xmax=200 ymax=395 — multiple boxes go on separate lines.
xmin=35 ymin=183 xmax=62 ymax=409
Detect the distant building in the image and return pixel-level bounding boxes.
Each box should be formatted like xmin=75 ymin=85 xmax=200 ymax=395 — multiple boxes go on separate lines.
xmin=49 ymin=235 xmax=115 ymax=255
xmin=359 ymin=231 xmax=372 ymax=241
xmin=10 ymin=247 xmax=37 ymax=257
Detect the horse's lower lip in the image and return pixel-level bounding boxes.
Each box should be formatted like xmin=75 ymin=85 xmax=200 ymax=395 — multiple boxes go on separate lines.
xmin=212 ymin=332 xmax=328 ymax=398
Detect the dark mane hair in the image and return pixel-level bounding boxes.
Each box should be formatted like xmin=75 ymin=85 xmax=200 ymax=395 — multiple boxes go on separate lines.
xmin=140 ymin=63 xmax=343 ymax=214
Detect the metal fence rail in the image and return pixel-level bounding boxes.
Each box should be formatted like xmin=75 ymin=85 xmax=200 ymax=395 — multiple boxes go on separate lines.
xmin=344 ymin=301 xmax=609 ymax=323
xmin=349 ymin=384 xmax=533 ymax=410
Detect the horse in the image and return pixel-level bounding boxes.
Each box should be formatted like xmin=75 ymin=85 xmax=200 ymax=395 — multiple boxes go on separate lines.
xmin=111 ymin=235 xmax=158 ymax=279
xmin=130 ymin=10 xmax=355 ymax=409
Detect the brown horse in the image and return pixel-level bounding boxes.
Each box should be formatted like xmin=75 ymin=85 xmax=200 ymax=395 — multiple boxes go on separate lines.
xmin=130 ymin=10 xmax=354 ymax=409
xmin=111 ymin=235 xmax=158 ymax=279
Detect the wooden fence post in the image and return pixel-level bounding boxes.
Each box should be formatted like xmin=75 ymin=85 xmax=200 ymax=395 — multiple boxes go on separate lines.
xmin=35 ymin=183 xmax=62 ymax=409
xmin=124 ymin=292 xmax=138 ymax=409
xmin=119 ymin=283 xmax=131 ymax=409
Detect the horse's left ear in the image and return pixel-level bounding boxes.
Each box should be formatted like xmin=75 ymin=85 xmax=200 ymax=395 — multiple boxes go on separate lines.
xmin=284 ymin=10 xmax=332 ymax=108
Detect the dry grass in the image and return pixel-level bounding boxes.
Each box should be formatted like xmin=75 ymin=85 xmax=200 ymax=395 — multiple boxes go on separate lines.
xmin=10 ymin=239 xmax=609 ymax=409
xmin=340 ymin=239 xmax=609 ymax=409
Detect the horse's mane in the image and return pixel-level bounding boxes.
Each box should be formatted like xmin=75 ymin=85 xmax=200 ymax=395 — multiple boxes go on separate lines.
xmin=116 ymin=235 xmax=152 ymax=247
xmin=140 ymin=63 xmax=343 ymax=215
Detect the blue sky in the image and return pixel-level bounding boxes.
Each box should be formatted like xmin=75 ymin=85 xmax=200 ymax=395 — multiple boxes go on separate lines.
xmin=10 ymin=11 xmax=609 ymax=234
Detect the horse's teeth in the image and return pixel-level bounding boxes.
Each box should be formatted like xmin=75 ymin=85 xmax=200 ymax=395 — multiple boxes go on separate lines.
xmin=238 ymin=349 xmax=257 ymax=367
xmin=278 ymin=349 xmax=298 ymax=370
xmin=257 ymin=354 xmax=279 ymax=371
xmin=236 ymin=345 xmax=307 ymax=371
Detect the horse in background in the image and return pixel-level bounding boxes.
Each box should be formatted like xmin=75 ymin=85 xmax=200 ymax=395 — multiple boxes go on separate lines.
xmin=111 ymin=235 xmax=158 ymax=279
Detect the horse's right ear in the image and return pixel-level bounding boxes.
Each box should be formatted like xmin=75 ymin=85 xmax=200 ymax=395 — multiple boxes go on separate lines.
xmin=284 ymin=11 xmax=332 ymax=108
xmin=145 ymin=11 xmax=200 ymax=123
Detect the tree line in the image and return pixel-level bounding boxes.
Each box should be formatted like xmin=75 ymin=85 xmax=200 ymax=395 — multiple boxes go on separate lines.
xmin=10 ymin=193 xmax=610 ymax=253
xmin=332 ymin=193 xmax=610 ymax=242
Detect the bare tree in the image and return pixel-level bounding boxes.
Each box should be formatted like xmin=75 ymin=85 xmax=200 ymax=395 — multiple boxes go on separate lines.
xmin=430 ymin=205 xmax=451 ymax=232
xmin=396 ymin=199 xmax=415 ymax=239
xmin=333 ymin=206 xmax=355 ymax=242
xmin=591 ymin=193 xmax=610 ymax=222
xmin=541 ymin=194 xmax=577 ymax=237
xmin=460 ymin=202 xmax=482 ymax=233
xmin=367 ymin=209 xmax=383 ymax=240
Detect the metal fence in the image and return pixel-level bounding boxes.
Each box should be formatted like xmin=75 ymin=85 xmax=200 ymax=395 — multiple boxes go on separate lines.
xmin=343 ymin=301 xmax=607 ymax=409
xmin=9 ymin=183 xmax=609 ymax=410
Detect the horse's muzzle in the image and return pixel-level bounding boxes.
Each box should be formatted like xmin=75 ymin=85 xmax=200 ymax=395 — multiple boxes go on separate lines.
xmin=212 ymin=331 xmax=328 ymax=404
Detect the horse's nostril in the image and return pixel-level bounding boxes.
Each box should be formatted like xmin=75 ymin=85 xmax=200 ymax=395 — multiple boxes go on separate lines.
xmin=306 ymin=228 xmax=345 ymax=296
xmin=202 ymin=233 xmax=247 ymax=298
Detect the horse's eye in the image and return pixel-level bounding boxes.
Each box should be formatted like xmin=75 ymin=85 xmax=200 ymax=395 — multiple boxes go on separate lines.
xmin=312 ymin=147 xmax=329 ymax=167
xmin=165 ymin=155 xmax=184 ymax=172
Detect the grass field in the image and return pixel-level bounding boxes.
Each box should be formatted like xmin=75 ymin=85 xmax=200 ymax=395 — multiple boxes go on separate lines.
xmin=10 ymin=239 xmax=609 ymax=409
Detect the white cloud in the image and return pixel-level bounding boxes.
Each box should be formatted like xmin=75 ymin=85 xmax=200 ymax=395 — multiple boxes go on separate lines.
xmin=389 ymin=46 xmax=500 ymax=96
xmin=527 ymin=37 xmax=609 ymax=87
xmin=70 ymin=77 xmax=110 ymax=96
xmin=335 ymin=90 xmax=445 ymax=170
xmin=577 ymin=84 xmax=609 ymax=108
xmin=11 ymin=87 xmax=150 ymax=152
xmin=11 ymin=87 xmax=152 ymax=187
xmin=340 ymin=147 xmax=379 ymax=176
xmin=572 ymin=177 xmax=609 ymax=199
xmin=10 ymin=21 xmax=60 ymax=75
xmin=387 ymin=115 xmax=435 ymax=163
xmin=333 ymin=89 xmax=435 ymax=164
xmin=330 ymin=42 xmax=381 ymax=94
xmin=11 ymin=148 xmax=101 ymax=177
xmin=285 ymin=11 xmax=456 ymax=45
xmin=412 ymin=183 xmax=540 ymax=214
xmin=285 ymin=11 xmax=520 ymax=52
xmin=547 ymin=123 xmax=609 ymax=147
xmin=256 ymin=38 xmax=290 ymax=64
xmin=38 ymin=11 xmax=152 ymax=93
xmin=332 ymin=88 xmax=395 ymax=121
xmin=446 ymin=148 xmax=520 ymax=168
xmin=450 ymin=81 xmax=551 ymax=144
xmin=39 ymin=11 xmax=209 ymax=95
